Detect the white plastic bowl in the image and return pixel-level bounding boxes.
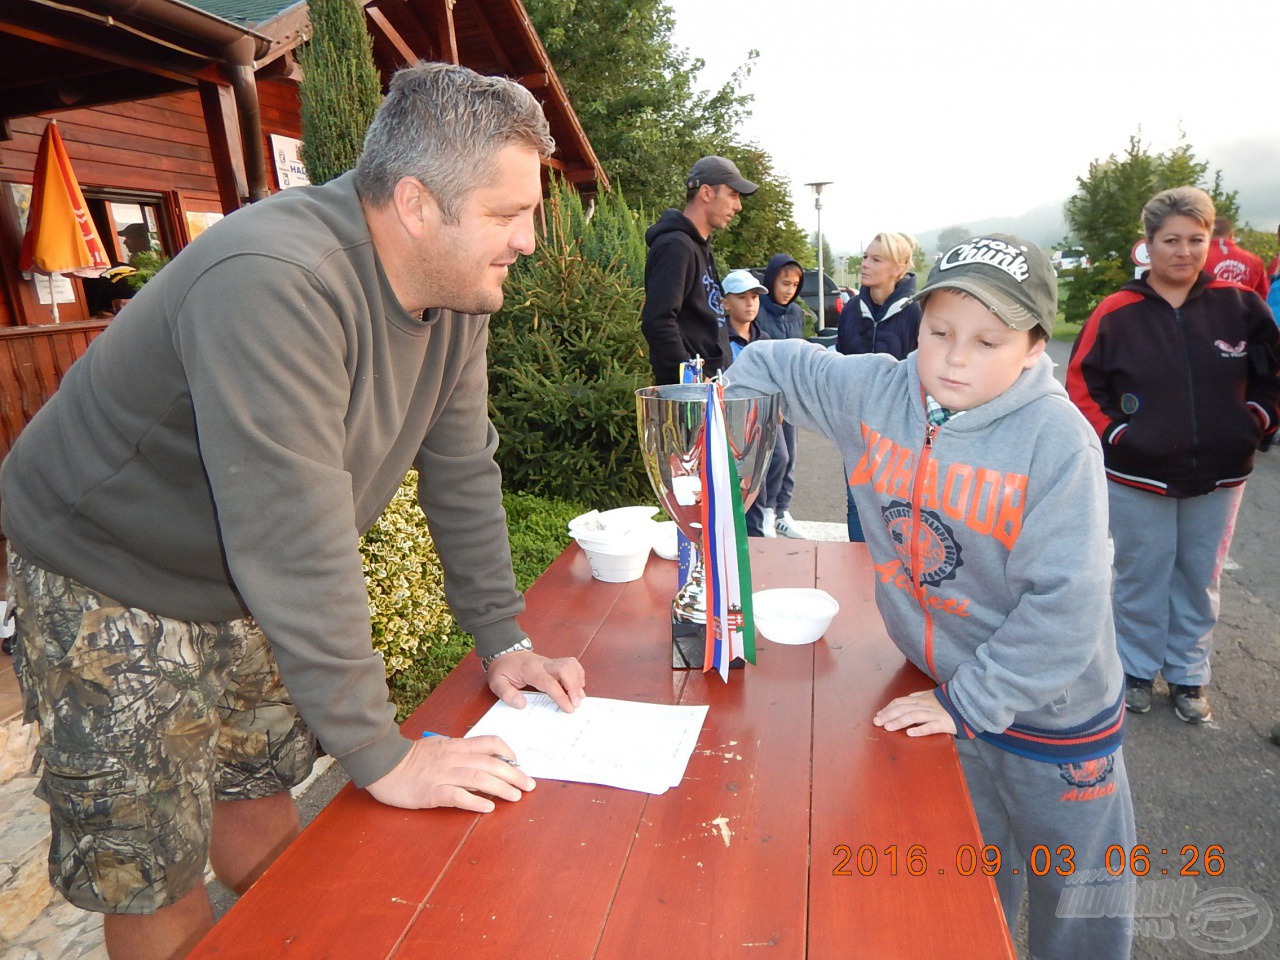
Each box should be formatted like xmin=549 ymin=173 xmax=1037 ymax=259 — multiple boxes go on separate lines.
xmin=568 ymin=505 xmax=659 ymax=539
xmin=651 ymin=521 xmax=679 ymax=561
xmin=577 ymin=537 xmax=651 ymax=582
xmin=752 ymin=588 xmax=840 ymax=645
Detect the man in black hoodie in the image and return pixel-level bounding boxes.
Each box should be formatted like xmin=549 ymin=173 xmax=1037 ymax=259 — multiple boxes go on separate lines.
xmin=640 ymin=156 xmax=758 ymax=384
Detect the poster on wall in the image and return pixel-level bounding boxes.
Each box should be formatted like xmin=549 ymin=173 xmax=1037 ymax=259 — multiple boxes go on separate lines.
xmin=270 ymin=135 xmax=312 ymax=190
xmin=7 ymin=182 xmax=32 ymax=235
xmin=31 ymin=272 xmax=76 ymax=304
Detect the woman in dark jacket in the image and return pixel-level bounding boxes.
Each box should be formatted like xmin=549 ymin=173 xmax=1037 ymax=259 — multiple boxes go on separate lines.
xmin=835 ymin=231 xmax=921 ymax=540
xmin=1067 ymin=186 xmax=1280 ymax=725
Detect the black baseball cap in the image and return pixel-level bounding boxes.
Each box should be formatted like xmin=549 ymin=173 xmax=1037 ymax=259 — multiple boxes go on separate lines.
xmin=913 ymin=234 xmax=1057 ymax=337
xmin=686 ymin=156 xmax=759 ymax=195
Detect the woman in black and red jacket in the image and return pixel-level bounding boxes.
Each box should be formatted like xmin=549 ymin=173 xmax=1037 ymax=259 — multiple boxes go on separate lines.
xmin=1067 ymin=186 xmax=1280 ymax=725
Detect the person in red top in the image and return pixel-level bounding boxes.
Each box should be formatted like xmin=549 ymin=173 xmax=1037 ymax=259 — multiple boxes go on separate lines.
xmin=1204 ymin=216 xmax=1270 ymax=297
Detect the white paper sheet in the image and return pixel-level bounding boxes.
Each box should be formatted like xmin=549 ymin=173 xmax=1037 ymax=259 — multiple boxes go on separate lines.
xmin=465 ymin=693 xmax=708 ymax=795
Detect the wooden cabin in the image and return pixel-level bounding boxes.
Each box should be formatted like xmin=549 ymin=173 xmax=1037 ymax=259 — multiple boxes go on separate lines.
xmin=0 ymin=0 xmax=606 ymax=464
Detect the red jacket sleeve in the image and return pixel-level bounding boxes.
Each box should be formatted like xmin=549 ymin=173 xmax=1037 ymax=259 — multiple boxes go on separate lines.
xmin=1066 ymin=291 xmax=1142 ymax=446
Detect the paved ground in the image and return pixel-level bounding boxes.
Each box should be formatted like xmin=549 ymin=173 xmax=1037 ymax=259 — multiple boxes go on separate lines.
xmin=232 ymin=339 xmax=1278 ymax=957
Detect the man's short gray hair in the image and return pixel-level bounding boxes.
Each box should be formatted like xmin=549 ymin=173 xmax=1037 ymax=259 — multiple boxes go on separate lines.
xmin=1141 ymin=186 xmax=1215 ymax=240
xmin=354 ymin=61 xmax=555 ymax=221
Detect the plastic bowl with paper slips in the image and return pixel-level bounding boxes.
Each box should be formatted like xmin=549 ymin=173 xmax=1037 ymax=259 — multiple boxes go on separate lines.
xmin=651 ymin=520 xmax=679 ymax=561
xmin=568 ymin=506 xmax=659 ymax=583
xmin=752 ymin=588 xmax=840 ymax=645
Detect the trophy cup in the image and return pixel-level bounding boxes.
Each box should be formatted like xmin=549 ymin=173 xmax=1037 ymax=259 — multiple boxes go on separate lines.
xmin=636 ymin=383 xmax=780 ymax=669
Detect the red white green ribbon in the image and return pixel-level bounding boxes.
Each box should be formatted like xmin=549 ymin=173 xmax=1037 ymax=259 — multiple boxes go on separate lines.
xmin=699 ymin=382 xmax=756 ymax=680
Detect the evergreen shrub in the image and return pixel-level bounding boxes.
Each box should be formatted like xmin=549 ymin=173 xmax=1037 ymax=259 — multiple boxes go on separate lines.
xmin=360 ymin=471 xmax=452 ymax=676
xmin=488 ymin=177 xmax=653 ymax=507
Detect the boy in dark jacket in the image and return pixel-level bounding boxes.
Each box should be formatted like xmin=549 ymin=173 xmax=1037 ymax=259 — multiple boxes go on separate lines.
xmin=754 ymin=254 xmax=806 ymax=537
xmin=723 ymin=268 xmax=773 ymax=537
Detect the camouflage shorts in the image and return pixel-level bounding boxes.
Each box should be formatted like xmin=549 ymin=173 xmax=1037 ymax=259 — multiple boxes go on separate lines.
xmin=5 ymin=548 xmax=317 ymax=914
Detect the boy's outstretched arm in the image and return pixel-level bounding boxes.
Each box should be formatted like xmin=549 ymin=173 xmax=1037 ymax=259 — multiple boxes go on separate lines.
xmin=728 ymin=339 xmax=891 ymax=443
xmin=874 ymin=690 xmax=957 ymax=737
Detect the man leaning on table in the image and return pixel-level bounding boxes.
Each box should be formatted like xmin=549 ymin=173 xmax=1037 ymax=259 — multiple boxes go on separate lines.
xmin=0 ymin=62 xmax=585 ymax=960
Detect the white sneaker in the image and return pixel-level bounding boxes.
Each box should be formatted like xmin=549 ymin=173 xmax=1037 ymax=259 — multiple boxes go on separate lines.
xmin=760 ymin=506 xmax=777 ymax=538
xmin=774 ymin=511 xmax=805 ymax=539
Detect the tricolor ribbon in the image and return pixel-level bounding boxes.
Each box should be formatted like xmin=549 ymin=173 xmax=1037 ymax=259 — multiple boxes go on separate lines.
xmin=699 ymin=381 xmax=756 ymax=680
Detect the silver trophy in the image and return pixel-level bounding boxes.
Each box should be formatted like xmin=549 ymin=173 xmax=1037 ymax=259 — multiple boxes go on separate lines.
xmin=636 ymin=383 xmax=780 ymax=668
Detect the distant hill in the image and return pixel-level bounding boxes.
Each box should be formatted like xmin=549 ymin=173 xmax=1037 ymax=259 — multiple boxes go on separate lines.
xmin=911 ymin=200 xmax=1070 ymax=256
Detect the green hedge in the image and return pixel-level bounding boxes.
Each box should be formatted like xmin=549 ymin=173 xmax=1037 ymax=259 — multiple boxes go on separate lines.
xmin=369 ymin=486 xmax=587 ymax=722
xmin=487 ymin=176 xmax=653 ymax=507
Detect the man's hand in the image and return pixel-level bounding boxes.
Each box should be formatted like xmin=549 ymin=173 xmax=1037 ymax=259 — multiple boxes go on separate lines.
xmin=487 ymin=651 xmax=586 ymax=712
xmin=366 ymin=735 xmax=533 ymax=813
xmin=873 ymin=690 xmax=958 ymax=737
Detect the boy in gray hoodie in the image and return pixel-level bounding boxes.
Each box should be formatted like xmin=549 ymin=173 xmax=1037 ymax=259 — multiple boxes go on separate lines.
xmin=730 ymin=235 xmax=1135 ymax=960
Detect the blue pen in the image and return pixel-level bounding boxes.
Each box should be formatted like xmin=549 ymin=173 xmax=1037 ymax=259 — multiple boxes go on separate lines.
xmin=422 ymin=730 xmax=519 ymax=767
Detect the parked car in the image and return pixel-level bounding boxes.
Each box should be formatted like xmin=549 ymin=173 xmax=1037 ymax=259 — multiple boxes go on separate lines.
xmin=746 ymin=267 xmax=843 ymax=329
xmin=1051 ymin=248 xmax=1089 ymax=273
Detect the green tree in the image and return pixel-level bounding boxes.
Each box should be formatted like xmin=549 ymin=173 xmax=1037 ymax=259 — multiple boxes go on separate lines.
xmin=526 ymin=0 xmax=752 ymax=214
xmin=488 ymin=176 xmax=652 ymax=505
xmin=936 ymin=225 xmax=971 ymax=252
xmin=810 ymin=231 xmax=835 ymax=278
xmin=1236 ymin=225 xmax=1278 ymax=268
xmin=712 ymin=146 xmax=811 ymax=270
xmin=1062 ymin=133 xmax=1239 ymax=324
xmin=298 ymin=0 xmax=383 ymax=185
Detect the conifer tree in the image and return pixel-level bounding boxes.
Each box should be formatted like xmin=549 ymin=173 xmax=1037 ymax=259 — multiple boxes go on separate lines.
xmin=299 ymin=0 xmax=383 ymax=185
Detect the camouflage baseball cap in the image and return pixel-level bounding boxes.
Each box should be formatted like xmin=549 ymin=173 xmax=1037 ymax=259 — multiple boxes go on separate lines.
xmin=913 ymin=234 xmax=1058 ymax=337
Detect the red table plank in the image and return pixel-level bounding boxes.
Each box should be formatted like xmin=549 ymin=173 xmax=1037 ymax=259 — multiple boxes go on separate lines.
xmin=190 ymin=541 xmax=1013 ymax=960
xmin=189 ymin=546 xmax=634 ymax=960
xmin=592 ymin=540 xmax=818 ymax=960
xmin=390 ymin=550 xmax=685 ymax=960
xmin=807 ymin=542 xmax=1014 ymax=959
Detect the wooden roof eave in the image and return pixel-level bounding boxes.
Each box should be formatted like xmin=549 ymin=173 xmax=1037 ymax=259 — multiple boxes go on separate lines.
xmin=503 ymin=0 xmax=607 ymax=195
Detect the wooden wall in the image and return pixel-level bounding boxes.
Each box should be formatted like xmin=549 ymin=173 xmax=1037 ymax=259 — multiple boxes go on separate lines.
xmin=0 ymin=79 xmax=302 ymax=328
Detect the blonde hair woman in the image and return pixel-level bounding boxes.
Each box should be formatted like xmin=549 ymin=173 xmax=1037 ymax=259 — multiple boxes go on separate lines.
xmin=836 ymin=232 xmax=920 ymax=357
xmin=835 ymin=231 xmax=922 ymax=539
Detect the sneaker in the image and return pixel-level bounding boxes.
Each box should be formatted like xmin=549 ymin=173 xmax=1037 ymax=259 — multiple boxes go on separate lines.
xmin=1123 ymin=675 xmax=1153 ymax=714
xmin=760 ymin=506 xmax=777 ymax=538
xmin=773 ymin=511 xmax=805 ymax=539
xmin=1171 ymin=684 xmax=1212 ymax=724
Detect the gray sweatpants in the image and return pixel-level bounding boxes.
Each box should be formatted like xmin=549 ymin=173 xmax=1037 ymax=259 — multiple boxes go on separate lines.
xmin=1108 ymin=482 xmax=1243 ymax=686
xmin=957 ymin=738 xmax=1136 ymax=960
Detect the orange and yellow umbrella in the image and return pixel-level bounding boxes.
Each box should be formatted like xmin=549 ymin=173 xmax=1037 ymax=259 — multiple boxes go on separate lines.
xmin=19 ymin=121 xmax=109 ymax=314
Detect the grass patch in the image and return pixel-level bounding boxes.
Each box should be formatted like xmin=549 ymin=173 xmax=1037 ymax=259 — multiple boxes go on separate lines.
xmin=386 ymin=491 xmax=587 ymax=721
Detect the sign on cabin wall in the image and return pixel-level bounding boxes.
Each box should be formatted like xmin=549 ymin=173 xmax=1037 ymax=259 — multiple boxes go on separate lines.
xmin=31 ymin=272 xmax=76 ymax=304
xmin=270 ymin=135 xmax=311 ymax=190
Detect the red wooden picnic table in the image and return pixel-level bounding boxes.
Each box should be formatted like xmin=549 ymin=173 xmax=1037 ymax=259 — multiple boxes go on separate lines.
xmin=189 ymin=539 xmax=1014 ymax=959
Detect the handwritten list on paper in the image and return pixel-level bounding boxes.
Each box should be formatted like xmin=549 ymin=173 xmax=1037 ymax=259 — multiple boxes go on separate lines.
xmin=465 ymin=694 xmax=709 ymax=795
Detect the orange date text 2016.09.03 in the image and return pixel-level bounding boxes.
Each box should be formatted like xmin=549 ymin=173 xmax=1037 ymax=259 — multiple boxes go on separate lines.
xmin=831 ymin=844 xmax=1228 ymax=879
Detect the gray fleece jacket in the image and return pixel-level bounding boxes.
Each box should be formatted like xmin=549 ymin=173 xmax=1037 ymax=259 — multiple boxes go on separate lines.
xmin=729 ymin=340 xmax=1124 ymax=763
xmin=0 ymin=172 xmax=527 ymax=788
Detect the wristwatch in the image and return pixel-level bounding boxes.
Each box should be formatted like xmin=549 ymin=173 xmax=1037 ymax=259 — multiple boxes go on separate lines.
xmin=480 ymin=637 xmax=533 ymax=671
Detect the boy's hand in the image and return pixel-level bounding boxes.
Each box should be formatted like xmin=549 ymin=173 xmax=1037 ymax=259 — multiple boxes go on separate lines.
xmin=874 ymin=690 xmax=957 ymax=737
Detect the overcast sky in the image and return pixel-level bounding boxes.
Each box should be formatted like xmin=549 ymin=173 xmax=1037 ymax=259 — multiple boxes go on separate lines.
xmin=666 ymin=0 xmax=1280 ymax=255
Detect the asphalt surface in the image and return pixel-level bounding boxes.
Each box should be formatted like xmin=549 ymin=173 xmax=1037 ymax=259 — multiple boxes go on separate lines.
xmin=220 ymin=339 xmax=1279 ymax=958
xmin=791 ymin=338 xmax=1279 ymax=959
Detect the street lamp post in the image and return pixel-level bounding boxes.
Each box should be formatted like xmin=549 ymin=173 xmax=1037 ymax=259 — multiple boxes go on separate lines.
xmin=805 ymin=181 xmax=833 ymax=332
